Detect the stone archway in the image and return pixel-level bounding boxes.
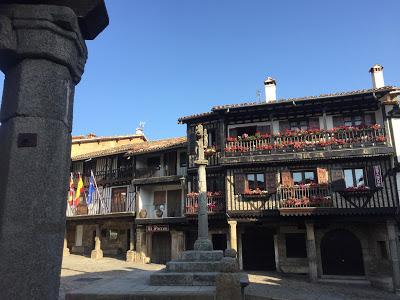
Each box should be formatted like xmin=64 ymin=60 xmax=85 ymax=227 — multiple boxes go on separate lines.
xmin=321 ymin=229 xmax=365 ymax=276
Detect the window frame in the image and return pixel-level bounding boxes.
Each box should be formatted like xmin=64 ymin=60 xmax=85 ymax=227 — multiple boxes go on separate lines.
xmin=343 ymin=168 xmax=365 ymax=188
xmin=246 ymin=173 xmax=266 ymax=191
xmin=291 ymin=170 xmax=316 ymax=185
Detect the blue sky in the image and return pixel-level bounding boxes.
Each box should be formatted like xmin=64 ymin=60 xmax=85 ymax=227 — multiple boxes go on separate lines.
xmin=1 ymin=0 xmax=399 ymax=140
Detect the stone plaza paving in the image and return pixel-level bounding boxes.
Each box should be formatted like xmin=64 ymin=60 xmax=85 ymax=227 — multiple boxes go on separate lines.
xmin=61 ymin=255 xmax=399 ymax=300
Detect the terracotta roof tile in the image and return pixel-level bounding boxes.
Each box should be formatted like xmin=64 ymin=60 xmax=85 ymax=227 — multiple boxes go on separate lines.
xmin=178 ymin=86 xmax=399 ymax=123
xmin=71 ymin=137 xmax=187 ymax=161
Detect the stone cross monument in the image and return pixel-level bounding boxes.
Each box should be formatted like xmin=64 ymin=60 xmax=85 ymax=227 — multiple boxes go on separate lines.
xmin=193 ymin=124 xmax=213 ymax=250
xmin=0 ymin=1 xmax=108 ymax=299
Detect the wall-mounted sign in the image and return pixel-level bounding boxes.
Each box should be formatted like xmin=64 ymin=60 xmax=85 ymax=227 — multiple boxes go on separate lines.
xmin=146 ymin=225 xmax=169 ymax=232
xmin=373 ymin=165 xmax=383 ymax=188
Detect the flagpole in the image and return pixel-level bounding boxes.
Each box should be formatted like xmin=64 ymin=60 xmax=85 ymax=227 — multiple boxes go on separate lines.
xmin=92 ymin=169 xmax=105 ymax=212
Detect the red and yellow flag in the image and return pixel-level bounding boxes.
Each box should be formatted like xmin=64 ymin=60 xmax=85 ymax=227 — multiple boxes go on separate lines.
xmin=75 ymin=174 xmax=84 ymax=207
xmin=68 ymin=173 xmax=74 ymax=206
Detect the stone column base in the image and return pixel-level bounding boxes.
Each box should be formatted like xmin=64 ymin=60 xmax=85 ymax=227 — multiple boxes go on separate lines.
xmin=126 ymin=250 xmax=150 ymax=263
xmin=91 ymin=249 xmax=103 ymax=260
xmin=63 ymin=247 xmax=70 ymax=257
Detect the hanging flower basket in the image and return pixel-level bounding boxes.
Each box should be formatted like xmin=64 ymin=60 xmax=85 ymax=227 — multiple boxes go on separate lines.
xmin=338 ymin=186 xmax=381 ymax=205
xmin=204 ymin=147 xmax=217 ymax=157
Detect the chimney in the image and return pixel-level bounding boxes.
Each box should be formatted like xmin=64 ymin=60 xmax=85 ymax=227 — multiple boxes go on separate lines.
xmin=264 ymin=77 xmax=276 ymax=102
xmin=369 ymin=64 xmax=385 ymax=89
xmin=135 ymin=121 xmax=145 ymax=135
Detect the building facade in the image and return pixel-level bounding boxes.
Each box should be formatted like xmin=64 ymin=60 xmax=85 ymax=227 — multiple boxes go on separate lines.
xmin=64 ymin=65 xmax=400 ymax=293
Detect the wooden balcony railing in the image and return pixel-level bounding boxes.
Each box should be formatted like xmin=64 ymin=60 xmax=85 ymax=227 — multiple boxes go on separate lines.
xmin=66 ymin=191 xmax=135 ymax=217
xmin=279 ymin=184 xmax=332 ymax=208
xmin=188 ymin=151 xmax=221 ymax=168
xmin=225 ymin=126 xmax=387 ymax=155
xmin=185 ymin=193 xmax=225 ymax=214
xmin=134 ymin=167 xmax=179 ymax=179
xmin=81 ymin=166 xmax=133 ymax=186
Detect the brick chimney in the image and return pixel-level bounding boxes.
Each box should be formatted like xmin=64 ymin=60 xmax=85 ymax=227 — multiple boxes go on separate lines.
xmin=264 ymin=77 xmax=276 ymax=102
xmin=369 ymin=64 xmax=385 ymax=89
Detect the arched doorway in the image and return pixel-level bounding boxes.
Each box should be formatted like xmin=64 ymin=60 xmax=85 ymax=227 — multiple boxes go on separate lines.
xmin=321 ymin=229 xmax=364 ymax=276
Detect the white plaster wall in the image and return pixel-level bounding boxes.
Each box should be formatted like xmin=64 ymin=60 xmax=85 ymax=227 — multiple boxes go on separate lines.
xmin=325 ymin=116 xmax=333 ymax=130
xmin=391 ymin=118 xmax=400 ymax=161
xmin=138 ymin=184 xmax=183 ymax=219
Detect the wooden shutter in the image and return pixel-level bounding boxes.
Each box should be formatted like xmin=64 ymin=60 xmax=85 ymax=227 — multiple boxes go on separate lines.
xmin=331 ymin=168 xmax=345 ymax=191
xmin=154 ymin=191 xmax=166 ymax=205
xmin=265 ymin=172 xmax=278 ymax=193
xmin=279 ymin=121 xmax=290 ymax=133
xmin=188 ymin=127 xmax=197 ymax=155
xmin=317 ymin=168 xmax=329 ymax=184
xmin=367 ymin=165 xmax=383 ymax=189
xmin=234 ymin=174 xmax=246 ymax=194
xmin=309 ymin=118 xmax=320 ymax=130
xmin=281 ymin=171 xmax=293 ymax=187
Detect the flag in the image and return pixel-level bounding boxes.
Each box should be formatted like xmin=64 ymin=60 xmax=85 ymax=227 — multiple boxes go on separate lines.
xmin=75 ymin=174 xmax=84 ymax=207
xmin=68 ymin=173 xmax=74 ymax=206
xmin=87 ymin=170 xmax=96 ymax=205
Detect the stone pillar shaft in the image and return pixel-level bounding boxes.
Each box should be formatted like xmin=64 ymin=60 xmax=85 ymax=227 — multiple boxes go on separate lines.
xmin=305 ymin=222 xmax=318 ymax=282
xmin=0 ymin=6 xmax=87 ymax=298
xmin=228 ymin=220 xmax=238 ymax=251
xmin=129 ymin=222 xmax=135 ymax=251
xmin=197 ymin=163 xmax=208 ymax=240
xmin=387 ymin=220 xmax=400 ymax=293
xmin=63 ymin=229 xmax=70 ymax=257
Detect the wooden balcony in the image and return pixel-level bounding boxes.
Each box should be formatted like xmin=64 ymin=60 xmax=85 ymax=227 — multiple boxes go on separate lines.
xmin=66 ymin=191 xmax=135 ymax=218
xmin=188 ymin=151 xmax=221 ymax=168
xmin=81 ymin=166 xmax=133 ymax=186
xmin=185 ymin=193 xmax=225 ymax=215
xmin=228 ymin=184 xmax=398 ymax=216
xmin=222 ymin=126 xmax=392 ymax=164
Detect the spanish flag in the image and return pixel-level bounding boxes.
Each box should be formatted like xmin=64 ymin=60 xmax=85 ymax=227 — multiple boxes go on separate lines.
xmin=75 ymin=174 xmax=84 ymax=207
xmin=68 ymin=173 xmax=74 ymax=206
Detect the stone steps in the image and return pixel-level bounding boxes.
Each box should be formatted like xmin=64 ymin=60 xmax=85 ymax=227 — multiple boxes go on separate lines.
xmin=149 ymin=272 xmax=218 ymax=286
xmin=180 ymin=250 xmax=223 ymax=262
xmin=166 ymin=261 xmax=220 ymax=273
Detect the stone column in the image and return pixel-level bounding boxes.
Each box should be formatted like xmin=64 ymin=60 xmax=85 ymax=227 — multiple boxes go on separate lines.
xmin=305 ymin=221 xmax=318 ymax=282
xmin=0 ymin=5 xmax=96 ymax=300
xmin=63 ymin=229 xmax=70 ymax=257
xmin=387 ymin=220 xmax=400 ymax=293
xmin=126 ymin=222 xmax=136 ymax=262
xmin=136 ymin=227 xmax=150 ymax=263
xmin=193 ymin=124 xmax=213 ymax=251
xmin=91 ymin=224 xmax=103 ymax=260
xmin=228 ymin=220 xmax=238 ymax=251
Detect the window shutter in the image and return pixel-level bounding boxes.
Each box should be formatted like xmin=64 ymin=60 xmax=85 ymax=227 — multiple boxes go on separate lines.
xmin=367 ymin=165 xmax=383 ymax=189
xmin=331 ymin=168 xmax=345 ymax=191
xmin=279 ymin=121 xmax=290 ymax=133
xmin=281 ymin=171 xmax=293 ymax=187
xmin=317 ymin=168 xmax=329 ymax=184
xmin=234 ymin=174 xmax=246 ymax=194
xmin=265 ymin=172 xmax=278 ymax=193
xmin=309 ymin=118 xmax=320 ymax=130
xmin=188 ymin=127 xmax=197 ymax=155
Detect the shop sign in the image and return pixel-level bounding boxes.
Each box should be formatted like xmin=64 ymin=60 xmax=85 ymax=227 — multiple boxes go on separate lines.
xmin=146 ymin=225 xmax=169 ymax=232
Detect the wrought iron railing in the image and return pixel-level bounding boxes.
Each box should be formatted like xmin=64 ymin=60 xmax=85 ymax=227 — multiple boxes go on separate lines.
xmin=185 ymin=193 xmax=225 ymax=214
xmin=279 ymin=184 xmax=332 ymax=208
xmin=81 ymin=166 xmax=133 ymax=185
xmin=225 ymin=126 xmax=387 ymax=155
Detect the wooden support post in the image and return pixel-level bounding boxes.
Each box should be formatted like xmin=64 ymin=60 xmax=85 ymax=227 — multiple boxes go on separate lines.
xmin=305 ymin=221 xmax=318 ymax=282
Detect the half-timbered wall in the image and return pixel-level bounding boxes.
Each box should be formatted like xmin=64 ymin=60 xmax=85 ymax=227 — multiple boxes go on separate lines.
xmin=226 ymin=157 xmax=398 ymax=213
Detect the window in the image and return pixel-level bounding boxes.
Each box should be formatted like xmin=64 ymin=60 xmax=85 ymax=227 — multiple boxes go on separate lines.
xmin=207 ymin=129 xmax=216 ymax=147
xmin=179 ymin=152 xmax=187 ymax=167
xmin=228 ymin=124 xmax=271 ymax=138
xmin=290 ymin=120 xmax=309 ymax=131
xmin=285 ymin=233 xmax=307 ymax=258
xmin=111 ymin=187 xmax=127 ymax=212
xmin=147 ymin=156 xmax=161 ymax=170
xmin=246 ymin=173 xmax=266 ymax=191
xmin=377 ymin=241 xmax=388 ymax=260
xmin=333 ymin=113 xmax=376 ymax=127
xmin=292 ymin=170 xmax=316 ymax=185
xmin=344 ymin=168 xmax=365 ymax=188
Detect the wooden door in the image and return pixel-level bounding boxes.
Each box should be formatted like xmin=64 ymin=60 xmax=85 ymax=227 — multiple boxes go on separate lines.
xmin=111 ymin=187 xmax=127 ymax=212
xmin=167 ymin=190 xmax=182 ymax=217
xmin=151 ymin=232 xmax=171 ymax=264
xmin=165 ymin=152 xmax=177 ymax=176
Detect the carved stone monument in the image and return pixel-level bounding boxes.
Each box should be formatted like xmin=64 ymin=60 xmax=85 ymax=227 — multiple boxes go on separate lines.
xmin=0 ymin=1 xmax=108 ymax=299
xmin=150 ymin=124 xmax=225 ymax=286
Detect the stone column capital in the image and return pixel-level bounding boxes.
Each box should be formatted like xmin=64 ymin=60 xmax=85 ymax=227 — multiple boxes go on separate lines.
xmin=0 ymin=4 xmax=88 ymax=84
